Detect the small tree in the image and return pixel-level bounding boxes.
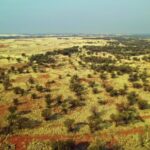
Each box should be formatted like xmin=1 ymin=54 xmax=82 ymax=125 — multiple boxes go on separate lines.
xmin=93 ymin=88 xmax=99 ymax=94
xmin=36 ymin=85 xmax=44 ymax=92
xmin=13 ymin=87 xmax=25 ymax=96
xmin=119 ymin=89 xmax=127 ymax=96
xmin=55 ymin=95 xmax=63 ymax=105
xmin=111 ymin=72 xmax=117 ymax=78
xmin=138 ymin=100 xmax=149 ymax=110
xmin=13 ymin=98 xmax=19 ymax=106
xmin=100 ymin=72 xmax=107 ymax=80
xmin=110 ymin=89 xmax=119 ymax=97
xmin=88 ymin=106 xmax=107 ymax=132
xmin=8 ymin=106 xmax=17 ymax=114
xmin=45 ymin=94 xmax=52 ymax=108
xmin=61 ymin=103 xmax=69 ymax=114
xmin=7 ymin=105 xmax=19 ymax=133
xmin=64 ymin=119 xmax=75 ymax=132
xmin=90 ymin=106 xmax=100 ymax=117
xmin=133 ymin=82 xmax=143 ymax=89
xmin=124 ymin=84 xmax=128 ymax=91
xmin=3 ymin=79 xmax=12 ymax=90
xmin=31 ymin=93 xmax=38 ymax=99
xmin=28 ymin=77 xmax=35 ymax=84
xmin=41 ymin=108 xmax=52 ymax=121
xmin=16 ymin=58 xmax=22 ymax=63
xmin=127 ymin=92 xmax=139 ymax=105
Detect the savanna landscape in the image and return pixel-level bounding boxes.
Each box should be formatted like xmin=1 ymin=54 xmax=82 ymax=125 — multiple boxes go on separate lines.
xmin=0 ymin=35 xmax=150 ymax=150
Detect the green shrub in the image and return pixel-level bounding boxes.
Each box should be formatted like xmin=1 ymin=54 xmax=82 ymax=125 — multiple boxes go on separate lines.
xmin=92 ymin=88 xmax=99 ymax=94
xmin=17 ymin=117 xmax=41 ymax=129
xmin=45 ymin=94 xmax=52 ymax=108
xmin=109 ymin=89 xmax=119 ymax=97
xmin=132 ymin=82 xmax=143 ymax=89
xmin=138 ymin=100 xmax=150 ymax=110
xmin=31 ymin=93 xmax=38 ymax=99
xmin=42 ymin=109 xmax=52 ymax=121
xmin=100 ymin=72 xmax=108 ymax=80
xmin=13 ymin=98 xmax=19 ymax=105
xmin=13 ymin=87 xmax=25 ymax=95
xmin=64 ymin=119 xmax=75 ymax=132
xmin=105 ymin=86 xmax=113 ymax=93
xmin=8 ymin=105 xmax=17 ymax=113
xmin=127 ymin=92 xmax=139 ymax=105
xmin=111 ymin=72 xmax=117 ymax=78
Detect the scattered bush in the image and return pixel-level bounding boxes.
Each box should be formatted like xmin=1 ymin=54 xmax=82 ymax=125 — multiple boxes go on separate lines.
xmin=41 ymin=109 xmax=52 ymax=121
xmin=127 ymin=92 xmax=139 ymax=105
xmin=64 ymin=119 xmax=75 ymax=132
xmin=111 ymin=103 xmax=142 ymax=126
xmin=138 ymin=100 xmax=150 ymax=110
xmin=132 ymin=82 xmax=143 ymax=89
xmin=13 ymin=87 xmax=25 ymax=96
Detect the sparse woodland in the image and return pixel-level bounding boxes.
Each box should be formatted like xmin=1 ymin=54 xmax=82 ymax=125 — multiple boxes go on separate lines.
xmin=0 ymin=36 xmax=150 ymax=149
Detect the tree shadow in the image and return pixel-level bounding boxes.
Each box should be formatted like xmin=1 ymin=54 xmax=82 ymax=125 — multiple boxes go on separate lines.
xmin=18 ymin=110 xmax=31 ymax=115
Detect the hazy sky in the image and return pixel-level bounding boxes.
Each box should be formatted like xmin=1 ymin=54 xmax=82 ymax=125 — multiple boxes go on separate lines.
xmin=0 ymin=0 xmax=150 ymax=34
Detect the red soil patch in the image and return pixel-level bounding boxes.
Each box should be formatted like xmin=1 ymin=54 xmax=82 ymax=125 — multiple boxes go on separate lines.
xmin=141 ymin=115 xmax=150 ymax=119
xmin=18 ymin=101 xmax=34 ymax=112
xmin=0 ymin=101 xmax=35 ymax=116
xmin=0 ymin=99 xmax=43 ymax=116
xmin=53 ymin=107 xmax=61 ymax=113
xmin=39 ymin=74 xmax=49 ymax=79
xmin=18 ymin=98 xmax=45 ymax=112
xmin=0 ymin=44 xmax=9 ymax=48
xmin=102 ymin=80 xmax=112 ymax=88
xmin=8 ymin=134 xmax=93 ymax=150
xmin=0 ymin=105 xmax=9 ymax=115
xmin=6 ymin=126 xmax=147 ymax=150
xmin=67 ymin=107 xmax=83 ymax=115
xmin=117 ymin=126 xmax=144 ymax=136
xmin=49 ymin=123 xmax=62 ymax=128
xmin=106 ymin=98 xmax=115 ymax=106
xmin=14 ymin=76 xmax=29 ymax=83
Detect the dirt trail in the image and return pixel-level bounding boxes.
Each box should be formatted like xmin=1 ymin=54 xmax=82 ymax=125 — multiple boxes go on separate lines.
xmin=0 ymin=101 xmax=35 ymax=116
xmin=0 ymin=105 xmax=9 ymax=115
xmin=3 ymin=126 xmax=145 ymax=150
xmin=141 ymin=115 xmax=150 ymax=119
xmin=0 ymin=44 xmax=9 ymax=48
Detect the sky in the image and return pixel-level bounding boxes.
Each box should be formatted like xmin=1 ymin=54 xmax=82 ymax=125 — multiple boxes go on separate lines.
xmin=0 ymin=0 xmax=150 ymax=34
